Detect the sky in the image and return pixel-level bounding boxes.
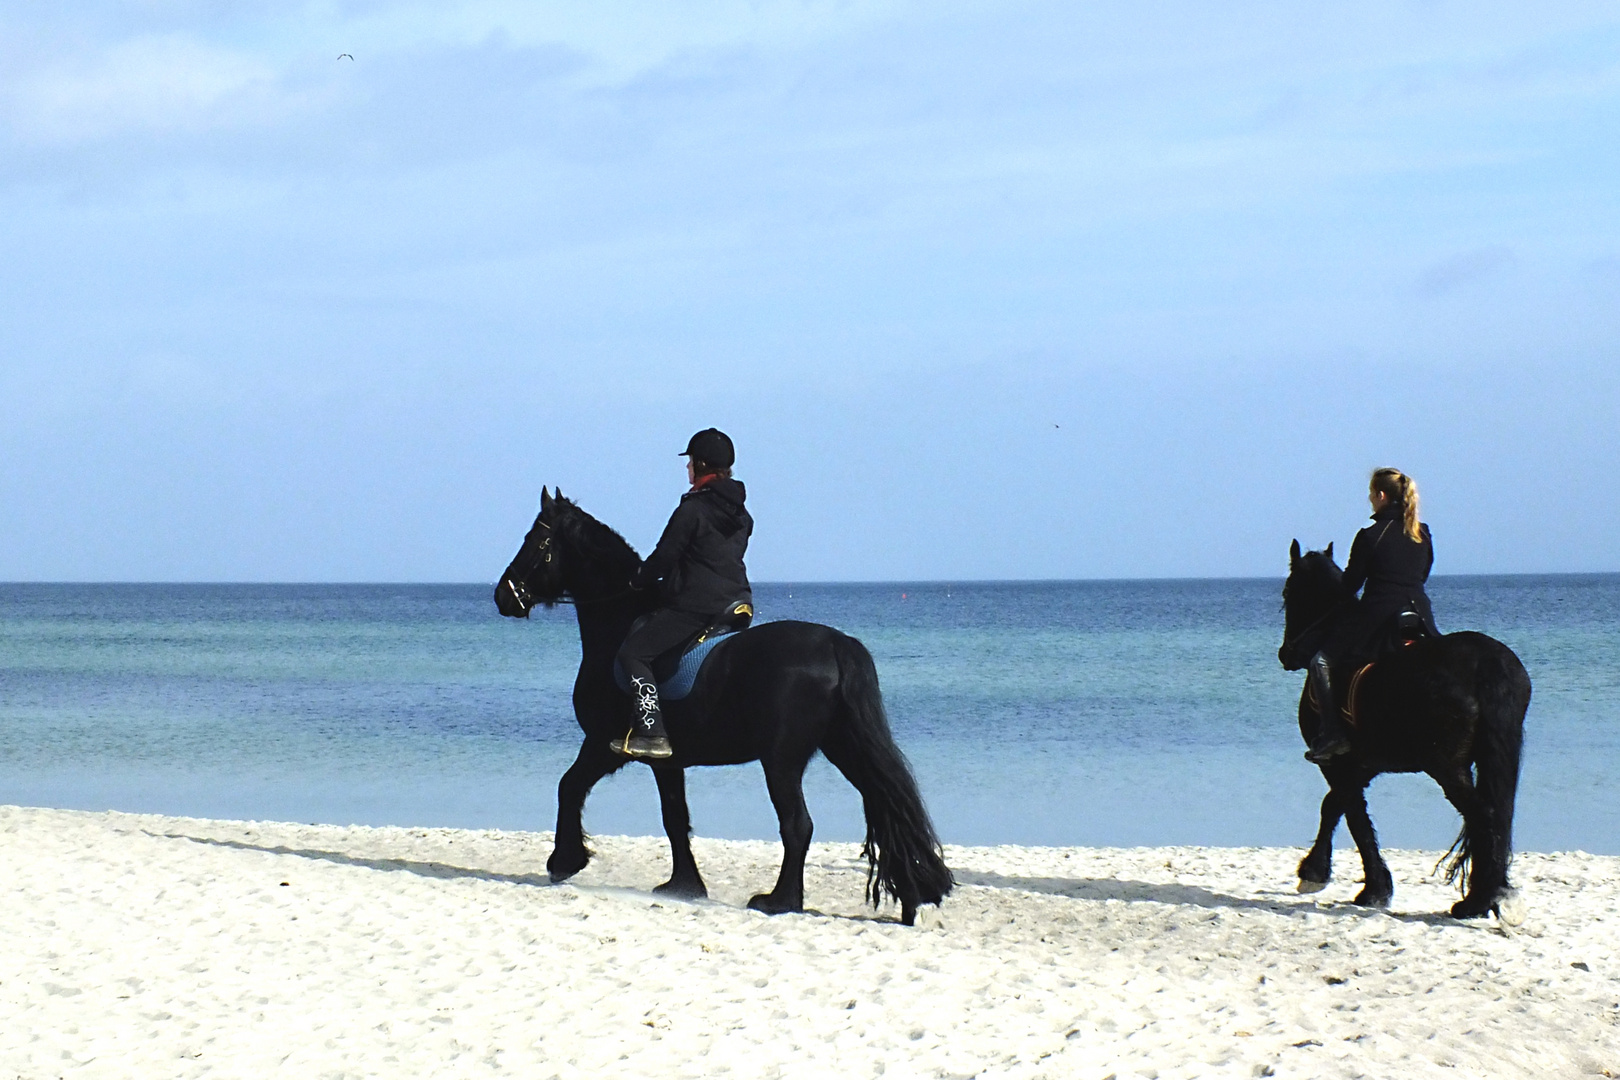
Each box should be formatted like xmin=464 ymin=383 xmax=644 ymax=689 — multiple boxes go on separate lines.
xmin=2 ymin=1 xmax=1617 ymax=581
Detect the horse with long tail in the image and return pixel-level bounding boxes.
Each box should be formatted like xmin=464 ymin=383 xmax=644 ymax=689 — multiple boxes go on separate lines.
xmin=1279 ymin=540 xmax=1531 ymax=920
xmin=494 ymin=488 xmax=953 ymax=925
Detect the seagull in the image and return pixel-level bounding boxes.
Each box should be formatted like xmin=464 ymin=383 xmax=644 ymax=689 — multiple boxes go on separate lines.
xmin=337 ymin=53 xmax=353 ymax=60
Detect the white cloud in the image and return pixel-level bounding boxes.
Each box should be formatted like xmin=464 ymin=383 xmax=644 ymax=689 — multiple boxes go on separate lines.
xmin=6 ymin=34 xmax=282 ymax=142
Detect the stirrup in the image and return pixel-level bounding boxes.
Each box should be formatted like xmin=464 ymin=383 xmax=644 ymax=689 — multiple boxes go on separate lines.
xmin=619 ymin=731 xmax=673 ymax=759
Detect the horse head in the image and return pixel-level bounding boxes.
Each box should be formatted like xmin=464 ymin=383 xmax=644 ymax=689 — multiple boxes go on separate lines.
xmin=1278 ymin=538 xmax=1343 ymax=670
xmin=493 ymin=488 xmax=644 ymax=617
xmin=494 ymin=487 xmax=565 ymax=617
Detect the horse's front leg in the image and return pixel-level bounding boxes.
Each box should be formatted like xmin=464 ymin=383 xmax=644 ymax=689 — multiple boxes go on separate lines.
xmin=548 ymin=739 xmax=621 ymax=883
xmin=1333 ymin=774 xmax=1393 ymax=907
xmin=651 ymin=764 xmax=707 ymax=899
xmin=1297 ymin=790 xmax=1340 ymax=893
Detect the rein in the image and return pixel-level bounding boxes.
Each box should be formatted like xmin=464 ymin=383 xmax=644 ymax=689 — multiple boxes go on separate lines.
xmin=1281 ymin=602 xmax=1344 ymax=656
xmin=549 ymin=587 xmax=637 ymax=608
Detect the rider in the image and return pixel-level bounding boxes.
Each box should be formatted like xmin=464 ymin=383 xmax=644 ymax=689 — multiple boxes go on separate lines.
xmin=615 ymin=428 xmax=754 ymax=759
xmin=1305 ymin=467 xmax=1440 ymax=763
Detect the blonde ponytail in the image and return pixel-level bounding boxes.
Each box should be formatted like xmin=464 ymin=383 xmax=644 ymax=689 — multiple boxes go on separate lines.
xmin=1371 ymin=468 xmax=1423 ymax=542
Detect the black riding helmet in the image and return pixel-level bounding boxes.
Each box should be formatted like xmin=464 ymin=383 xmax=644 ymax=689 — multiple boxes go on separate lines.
xmin=681 ymin=428 xmax=735 ymax=469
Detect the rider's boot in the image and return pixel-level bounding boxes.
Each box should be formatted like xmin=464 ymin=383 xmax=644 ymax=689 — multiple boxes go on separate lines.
xmin=1305 ymin=651 xmax=1352 ymax=763
xmin=622 ymin=676 xmax=674 ymax=759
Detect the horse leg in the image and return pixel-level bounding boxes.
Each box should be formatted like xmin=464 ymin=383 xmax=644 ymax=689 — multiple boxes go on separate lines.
xmin=1435 ymin=768 xmax=1503 ymax=919
xmin=547 ymin=740 xmax=620 ymax=883
xmin=650 ymin=765 xmax=707 ymax=900
xmin=747 ymin=758 xmax=813 ymax=916
xmin=1335 ymin=778 xmax=1393 ymax=907
xmin=1297 ymin=791 xmax=1340 ymax=892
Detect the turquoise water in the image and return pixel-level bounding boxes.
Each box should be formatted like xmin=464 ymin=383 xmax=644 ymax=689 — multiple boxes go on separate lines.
xmin=0 ymin=578 xmax=1614 ymax=853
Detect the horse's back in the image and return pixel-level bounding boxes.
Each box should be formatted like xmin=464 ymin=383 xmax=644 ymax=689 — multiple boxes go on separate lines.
xmin=1435 ymin=630 xmax=1531 ymax=700
xmin=1354 ymin=629 xmax=1529 ymax=766
xmin=671 ymin=619 xmax=860 ymax=763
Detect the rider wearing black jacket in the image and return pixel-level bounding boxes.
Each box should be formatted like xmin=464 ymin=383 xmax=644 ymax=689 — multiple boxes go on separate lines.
xmin=615 ymin=429 xmax=754 ymax=759
xmin=1306 ymin=468 xmax=1439 ymax=763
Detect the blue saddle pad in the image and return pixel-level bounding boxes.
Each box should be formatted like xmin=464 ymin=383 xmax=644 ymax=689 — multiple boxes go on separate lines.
xmin=613 ymin=629 xmax=739 ymax=702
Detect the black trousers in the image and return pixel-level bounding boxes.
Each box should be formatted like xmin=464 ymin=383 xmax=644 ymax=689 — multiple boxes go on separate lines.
xmin=616 ymin=609 xmax=709 ymax=688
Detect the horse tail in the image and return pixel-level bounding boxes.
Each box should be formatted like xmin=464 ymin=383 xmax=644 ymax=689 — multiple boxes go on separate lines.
xmin=822 ymin=632 xmax=953 ymax=921
xmin=1444 ymin=641 xmax=1530 ymax=894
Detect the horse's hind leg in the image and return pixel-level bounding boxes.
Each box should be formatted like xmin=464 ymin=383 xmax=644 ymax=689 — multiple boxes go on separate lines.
xmin=1435 ymin=769 xmax=1505 ymax=919
xmin=547 ymin=740 xmax=620 ymax=883
xmin=1297 ymin=791 xmax=1340 ymax=893
xmin=747 ymin=759 xmax=813 ymax=916
xmin=1336 ymin=778 xmax=1393 ymax=907
xmin=651 ymin=765 xmax=707 ymax=900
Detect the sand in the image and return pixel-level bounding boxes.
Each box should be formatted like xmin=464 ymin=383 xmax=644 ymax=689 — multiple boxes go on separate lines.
xmin=0 ymin=805 xmax=1616 ymax=1079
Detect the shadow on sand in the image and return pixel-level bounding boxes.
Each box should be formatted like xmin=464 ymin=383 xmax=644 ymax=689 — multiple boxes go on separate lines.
xmin=954 ymin=870 xmax=1465 ymax=925
xmin=151 ymin=830 xmax=552 ymax=888
xmin=151 ymin=830 xmax=1468 ymax=926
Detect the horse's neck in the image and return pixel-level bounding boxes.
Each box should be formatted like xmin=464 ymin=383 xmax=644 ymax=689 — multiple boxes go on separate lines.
xmin=570 ymin=592 xmax=649 ymax=674
xmin=559 ymin=513 xmax=645 ymax=667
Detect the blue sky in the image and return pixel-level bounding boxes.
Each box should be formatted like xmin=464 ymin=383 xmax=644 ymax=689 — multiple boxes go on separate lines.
xmin=2 ymin=2 xmax=1617 ymax=581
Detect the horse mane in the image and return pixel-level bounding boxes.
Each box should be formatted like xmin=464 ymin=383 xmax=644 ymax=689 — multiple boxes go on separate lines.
xmin=553 ymin=494 xmax=642 ymax=579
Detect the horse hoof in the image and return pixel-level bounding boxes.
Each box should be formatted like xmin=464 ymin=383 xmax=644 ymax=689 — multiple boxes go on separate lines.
xmin=546 ymin=852 xmax=588 ymax=884
xmin=653 ymin=878 xmax=707 ymax=900
xmin=747 ymin=892 xmax=802 ymax=916
xmin=1495 ymin=888 xmax=1526 ymax=928
xmin=1296 ymin=878 xmax=1328 ymax=894
xmin=1352 ymin=889 xmax=1392 ymax=908
xmin=1450 ymin=893 xmax=1498 ymax=920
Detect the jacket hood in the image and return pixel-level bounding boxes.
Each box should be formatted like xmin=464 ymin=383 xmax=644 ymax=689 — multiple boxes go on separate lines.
xmin=687 ymin=477 xmax=749 ymax=535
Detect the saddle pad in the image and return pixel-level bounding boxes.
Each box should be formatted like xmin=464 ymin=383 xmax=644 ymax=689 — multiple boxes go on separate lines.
xmin=612 ymin=629 xmax=738 ymax=702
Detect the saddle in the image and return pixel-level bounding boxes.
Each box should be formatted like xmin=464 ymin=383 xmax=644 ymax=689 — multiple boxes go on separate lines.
xmin=611 ymin=601 xmax=754 ymax=702
xmin=1311 ymin=610 xmax=1433 ymax=728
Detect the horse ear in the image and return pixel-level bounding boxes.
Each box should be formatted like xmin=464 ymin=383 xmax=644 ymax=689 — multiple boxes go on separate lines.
xmin=540 ymin=487 xmax=553 ymax=510
xmin=1324 ymin=541 xmax=1334 ymax=560
xmin=1289 ymin=539 xmax=1301 ymax=566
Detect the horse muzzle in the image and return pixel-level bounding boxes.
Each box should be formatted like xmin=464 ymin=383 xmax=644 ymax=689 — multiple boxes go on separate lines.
xmin=494 ymin=578 xmax=533 ymax=618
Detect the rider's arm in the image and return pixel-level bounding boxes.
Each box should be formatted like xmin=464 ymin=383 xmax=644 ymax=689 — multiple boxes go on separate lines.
xmin=1341 ymin=526 xmax=1372 ymax=599
xmin=632 ymin=501 xmax=698 ymax=589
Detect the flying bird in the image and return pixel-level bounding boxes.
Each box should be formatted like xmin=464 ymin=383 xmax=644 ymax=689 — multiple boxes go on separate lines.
xmin=337 ymin=53 xmax=353 ymax=60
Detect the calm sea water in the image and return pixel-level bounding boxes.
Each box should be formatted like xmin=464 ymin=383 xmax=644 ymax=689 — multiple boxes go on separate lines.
xmin=0 ymin=578 xmax=1615 ymax=853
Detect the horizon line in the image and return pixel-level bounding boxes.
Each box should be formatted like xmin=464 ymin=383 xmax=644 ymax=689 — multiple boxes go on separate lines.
xmin=2 ymin=570 xmax=1617 ymax=587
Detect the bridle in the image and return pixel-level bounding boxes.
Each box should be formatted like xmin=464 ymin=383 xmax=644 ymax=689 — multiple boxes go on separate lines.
xmin=503 ymin=517 xmax=637 ymax=612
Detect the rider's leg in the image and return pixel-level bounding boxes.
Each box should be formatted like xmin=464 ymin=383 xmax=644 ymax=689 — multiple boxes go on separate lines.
xmin=615 ymin=610 xmax=706 ymax=759
xmin=1305 ymin=650 xmax=1352 ymax=763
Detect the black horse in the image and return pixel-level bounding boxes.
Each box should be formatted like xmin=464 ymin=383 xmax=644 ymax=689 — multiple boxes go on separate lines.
xmin=493 ymin=489 xmax=953 ymax=925
xmin=1278 ymin=540 xmax=1531 ymax=919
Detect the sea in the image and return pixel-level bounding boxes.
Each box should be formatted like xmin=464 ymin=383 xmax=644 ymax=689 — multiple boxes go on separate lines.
xmin=1 ymin=578 xmax=1615 ymax=854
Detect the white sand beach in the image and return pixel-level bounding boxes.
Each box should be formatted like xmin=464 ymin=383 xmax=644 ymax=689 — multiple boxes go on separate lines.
xmin=1 ymin=805 xmax=1615 ymax=1079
